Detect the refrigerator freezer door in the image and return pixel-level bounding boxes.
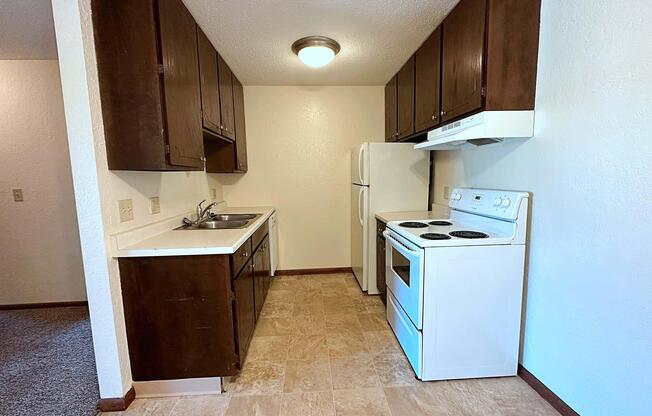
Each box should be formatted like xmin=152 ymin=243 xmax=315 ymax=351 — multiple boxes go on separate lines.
xmin=351 ymin=184 xmax=368 ymax=290
xmin=350 ymin=143 xmax=369 ymax=185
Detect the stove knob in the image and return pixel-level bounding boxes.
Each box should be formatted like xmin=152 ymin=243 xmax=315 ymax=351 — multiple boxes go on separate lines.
xmin=501 ymin=198 xmax=511 ymax=207
xmin=494 ymin=197 xmax=503 ymax=206
xmin=453 ymin=193 xmax=462 ymax=201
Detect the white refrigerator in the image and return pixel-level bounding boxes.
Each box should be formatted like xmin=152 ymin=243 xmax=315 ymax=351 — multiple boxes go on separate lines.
xmin=351 ymin=142 xmax=429 ymax=294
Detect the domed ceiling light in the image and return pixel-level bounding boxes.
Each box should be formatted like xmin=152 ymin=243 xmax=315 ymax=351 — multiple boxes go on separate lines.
xmin=292 ymin=36 xmax=341 ymax=68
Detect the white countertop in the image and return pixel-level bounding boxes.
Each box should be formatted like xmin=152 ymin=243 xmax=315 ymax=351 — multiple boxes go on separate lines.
xmin=113 ymin=206 xmax=275 ymax=258
xmin=375 ymin=204 xmax=451 ymax=223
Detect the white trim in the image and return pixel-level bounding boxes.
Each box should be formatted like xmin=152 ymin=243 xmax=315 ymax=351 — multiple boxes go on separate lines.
xmin=133 ymin=377 xmax=222 ymax=398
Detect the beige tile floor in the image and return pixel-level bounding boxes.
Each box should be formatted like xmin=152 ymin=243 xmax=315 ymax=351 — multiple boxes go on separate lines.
xmin=104 ymin=273 xmax=559 ymax=416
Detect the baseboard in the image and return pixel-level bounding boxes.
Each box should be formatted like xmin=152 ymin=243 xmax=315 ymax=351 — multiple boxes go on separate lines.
xmin=518 ymin=365 xmax=579 ymax=416
xmin=275 ymin=267 xmax=352 ymax=276
xmin=133 ymin=377 xmax=222 ymax=398
xmin=0 ymin=301 xmax=88 ymax=310
xmin=97 ymin=386 xmax=135 ymax=412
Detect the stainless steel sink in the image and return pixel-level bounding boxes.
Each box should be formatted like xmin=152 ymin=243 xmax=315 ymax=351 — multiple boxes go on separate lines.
xmin=209 ymin=213 xmax=260 ymax=221
xmin=175 ymin=213 xmax=261 ymax=230
xmin=197 ymin=220 xmax=248 ymax=229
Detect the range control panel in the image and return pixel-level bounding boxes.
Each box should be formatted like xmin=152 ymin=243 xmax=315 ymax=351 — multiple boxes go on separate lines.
xmin=448 ymin=188 xmax=528 ymax=221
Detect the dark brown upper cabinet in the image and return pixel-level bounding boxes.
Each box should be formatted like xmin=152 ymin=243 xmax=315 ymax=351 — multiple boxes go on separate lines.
xmin=233 ymin=76 xmax=248 ymax=172
xmin=218 ymin=55 xmax=236 ymax=141
xmin=92 ymin=0 xmax=203 ymax=171
xmin=483 ymin=0 xmax=541 ymax=111
xmin=384 ymin=75 xmax=398 ymax=142
xmin=382 ymin=0 xmax=540 ymax=142
xmin=441 ymin=0 xmax=487 ymax=123
xmin=397 ymin=56 xmax=415 ymax=140
xmin=414 ymin=27 xmax=442 ymax=133
xmin=197 ymin=27 xmax=221 ymax=135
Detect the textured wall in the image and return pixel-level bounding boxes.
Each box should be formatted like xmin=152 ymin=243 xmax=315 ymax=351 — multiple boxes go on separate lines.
xmin=218 ymin=86 xmax=384 ymax=270
xmin=0 ymin=60 xmax=85 ymax=305
xmin=433 ymin=1 xmax=652 ymax=414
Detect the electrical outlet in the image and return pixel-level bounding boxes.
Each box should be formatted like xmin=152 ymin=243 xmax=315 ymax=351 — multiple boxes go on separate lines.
xmin=443 ymin=186 xmax=451 ymax=200
xmin=149 ymin=197 xmax=161 ymax=214
xmin=118 ymin=199 xmax=134 ymax=222
xmin=210 ymin=188 xmax=217 ymax=200
xmin=12 ymin=189 xmax=24 ymax=202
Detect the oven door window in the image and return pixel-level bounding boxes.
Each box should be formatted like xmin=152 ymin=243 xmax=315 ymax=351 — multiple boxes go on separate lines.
xmin=391 ymin=247 xmax=411 ymax=286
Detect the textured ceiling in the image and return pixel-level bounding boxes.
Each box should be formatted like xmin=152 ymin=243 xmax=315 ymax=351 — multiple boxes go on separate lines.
xmin=0 ymin=0 xmax=458 ymax=83
xmin=0 ymin=0 xmax=58 ymax=60
xmin=185 ymin=0 xmax=459 ymax=85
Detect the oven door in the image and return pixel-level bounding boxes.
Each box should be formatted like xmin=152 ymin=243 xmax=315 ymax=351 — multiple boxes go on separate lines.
xmin=384 ymin=229 xmax=424 ymax=329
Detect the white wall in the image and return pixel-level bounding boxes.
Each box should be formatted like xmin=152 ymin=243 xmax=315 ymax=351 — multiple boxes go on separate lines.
xmin=433 ymin=1 xmax=651 ymax=414
xmin=0 ymin=60 xmax=86 ymax=305
xmin=107 ymin=171 xmax=222 ymax=234
xmin=218 ymin=86 xmax=384 ymax=270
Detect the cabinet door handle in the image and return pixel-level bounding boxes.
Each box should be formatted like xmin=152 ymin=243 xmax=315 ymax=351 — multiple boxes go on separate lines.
xmin=431 ymin=114 xmax=436 ymax=120
xmin=241 ymin=251 xmax=248 ymax=257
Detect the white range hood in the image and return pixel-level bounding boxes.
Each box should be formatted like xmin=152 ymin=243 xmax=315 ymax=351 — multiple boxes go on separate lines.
xmin=414 ymin=111 xmax=534 ymax=151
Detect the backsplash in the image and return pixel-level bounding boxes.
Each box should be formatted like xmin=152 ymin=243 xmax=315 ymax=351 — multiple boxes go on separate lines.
xmin=107 ymin=170 xmax=224 ymax=233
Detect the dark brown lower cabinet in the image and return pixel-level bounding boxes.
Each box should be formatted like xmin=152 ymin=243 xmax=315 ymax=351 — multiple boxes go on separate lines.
xmin=119 ymin=255 xmax=239 ymax=380
xmin=118 ymin=231 xmax=272 ymax=382
xmin=253 ymin=245 xmax=265 ymax=320
xmin=376 ymin=220 xmax=387 ymax=305
xmin=234 ymin=258 xmax=255 ymax=363
xmin=253 ymin=234 xmax=271 ymax=320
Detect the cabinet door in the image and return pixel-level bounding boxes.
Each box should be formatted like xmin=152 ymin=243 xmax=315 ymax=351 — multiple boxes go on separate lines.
xmin=415 ymin=27 xmax=442 ymax=133
xmin=397 ymin=56 xmax=415 ymax=139
xmin=253 ymin=246 xmax=265 ymax=320
xmin=157 ymin=0 xmax=204 ymax=168
xmin=384 ymin=76 xmax=398 ymax=142
xmin=118 ymin=256 xmax=239 ymax=380
xmin=441 ymin=0 xmax=486 ymax=122
xmin=234 ymin=259 xmax=255 ymax=363
xmin=232 ymin=76 xmax=248 ymax=172
xmin=218 ymin=54 xmax=236 ymax=140
xmin=261 ymin=236 xmax=271 ymax=298
xmin=197 ymin=27 xmax=221 ymax=134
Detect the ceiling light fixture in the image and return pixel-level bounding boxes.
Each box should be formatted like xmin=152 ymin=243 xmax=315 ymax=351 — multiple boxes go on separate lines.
xmin=292 ymin=36 xmax=341 ymax=68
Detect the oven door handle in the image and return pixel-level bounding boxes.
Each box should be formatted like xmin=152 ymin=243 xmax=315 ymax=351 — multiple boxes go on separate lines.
xmin=384 ymin=231 xmax=419 ymax=259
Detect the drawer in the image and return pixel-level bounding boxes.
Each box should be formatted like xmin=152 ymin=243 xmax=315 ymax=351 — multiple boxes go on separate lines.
xmin=231 ymin=238 xmax=252 ymax=277
xmin=387 ymin=289 xmax=422 ymax=378
xmin=252 ymin=221 xmax=269 ymax=251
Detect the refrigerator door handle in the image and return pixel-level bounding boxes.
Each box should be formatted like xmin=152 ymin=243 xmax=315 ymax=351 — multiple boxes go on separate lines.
xmin=358 ymin=145 xmax=364 ymax=185
xmin=358 ymin=187 xmax=364 ymax=226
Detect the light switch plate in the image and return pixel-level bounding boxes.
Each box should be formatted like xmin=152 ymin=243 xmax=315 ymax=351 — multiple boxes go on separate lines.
xmin=118 ymin=199 xmax=134 ymax=222
xmin=12 ymin=189 xmax=24 ymax=202
xmin=211 ymin=188 xmax=217 ymax=200
xmin=149 ymin=197 xmax=161 ymax=214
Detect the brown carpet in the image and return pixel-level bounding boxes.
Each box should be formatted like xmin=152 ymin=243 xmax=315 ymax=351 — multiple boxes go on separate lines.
xmin=0 ymin=306 xmax=99 ymax=416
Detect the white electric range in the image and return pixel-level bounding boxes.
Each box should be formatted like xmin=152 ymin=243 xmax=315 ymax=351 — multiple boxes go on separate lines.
xmin=384 ymin=188 xmax=529 ymax=381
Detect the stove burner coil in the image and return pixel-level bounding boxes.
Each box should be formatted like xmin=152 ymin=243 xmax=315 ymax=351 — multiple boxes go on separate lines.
xmin=399 ymin=222 xmax=428 ymax=228
xmin=449 ymin=230 xmax=489 ymax=239
xmin=420 ymin=233 xmax=452 ymax=240
xmin=429 ymin=221 xmax=453 ymax=226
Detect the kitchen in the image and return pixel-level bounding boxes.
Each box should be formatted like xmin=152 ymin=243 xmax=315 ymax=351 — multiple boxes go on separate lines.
xmin=1 ymin=0 xmax=650 ymax=415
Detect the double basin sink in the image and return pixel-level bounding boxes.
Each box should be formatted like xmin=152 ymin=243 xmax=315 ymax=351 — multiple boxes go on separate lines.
xmin=176 ymin=213 xmax=261 ymax=230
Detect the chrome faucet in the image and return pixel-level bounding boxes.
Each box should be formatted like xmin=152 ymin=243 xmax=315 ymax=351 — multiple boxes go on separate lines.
xmin=182 ymin=199 xmax=218 ymax=227
xmin=196 ymin=200 xmax=217 ymax=223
